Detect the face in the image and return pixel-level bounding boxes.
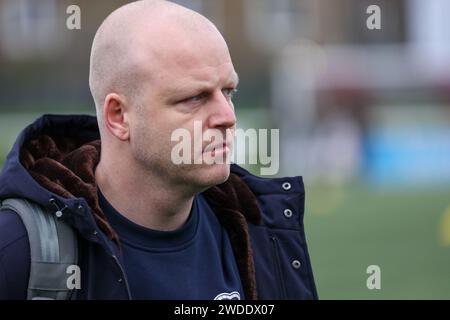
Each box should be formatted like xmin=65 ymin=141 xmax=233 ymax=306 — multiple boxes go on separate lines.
xmin=128 ymin=28 xmax=238 ymax=192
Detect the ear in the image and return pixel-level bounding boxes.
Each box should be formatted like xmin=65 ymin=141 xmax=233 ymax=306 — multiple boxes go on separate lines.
xmin=102 ymin=93 xmax=130 ymax=141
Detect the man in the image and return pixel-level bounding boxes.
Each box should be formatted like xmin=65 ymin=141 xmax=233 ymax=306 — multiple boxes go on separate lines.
xmin=0 ymin=0 xmax=317 ymax=299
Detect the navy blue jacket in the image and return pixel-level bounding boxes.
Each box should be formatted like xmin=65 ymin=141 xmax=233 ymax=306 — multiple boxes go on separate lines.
xmin=0 ymin=114 xmax=318 ymax=300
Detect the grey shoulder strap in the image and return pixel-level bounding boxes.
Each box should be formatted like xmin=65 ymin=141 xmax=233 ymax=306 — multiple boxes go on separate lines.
xmin=0 ymin=198 xmax=78 ymax=300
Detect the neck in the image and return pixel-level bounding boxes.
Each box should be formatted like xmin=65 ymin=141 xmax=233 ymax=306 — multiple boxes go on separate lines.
xmin=95 ymin=153 xmax=195 ymax=232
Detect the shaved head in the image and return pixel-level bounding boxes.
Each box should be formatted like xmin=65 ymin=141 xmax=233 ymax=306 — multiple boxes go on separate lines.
xmin=92 ymin=0 xmax=237 ymax=194
xmin=89 ymin=0 xmax=225 ymax=132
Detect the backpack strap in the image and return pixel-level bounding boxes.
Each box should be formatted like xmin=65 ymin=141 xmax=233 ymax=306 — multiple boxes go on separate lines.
xmin=0 ymin=198 xmax=78 ymax=300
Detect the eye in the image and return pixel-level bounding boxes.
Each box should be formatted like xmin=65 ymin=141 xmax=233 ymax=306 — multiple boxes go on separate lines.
xmin=186 ymin=92 xmax=208 ymax=103
xmin=222 ymin=88 xmax=238 ymax=100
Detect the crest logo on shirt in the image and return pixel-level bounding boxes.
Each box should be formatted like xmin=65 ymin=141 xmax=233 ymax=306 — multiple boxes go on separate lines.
xmin=214 ymin=291 xmax=241 ymax=300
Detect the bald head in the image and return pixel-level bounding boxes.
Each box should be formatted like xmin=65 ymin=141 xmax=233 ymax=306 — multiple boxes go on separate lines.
xmin=89 ymin=0 xmax=227 ymax=130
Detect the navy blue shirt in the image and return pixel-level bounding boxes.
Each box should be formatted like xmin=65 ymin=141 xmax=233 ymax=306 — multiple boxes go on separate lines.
xmin=98 ymin=190 xmax=244 ymax=300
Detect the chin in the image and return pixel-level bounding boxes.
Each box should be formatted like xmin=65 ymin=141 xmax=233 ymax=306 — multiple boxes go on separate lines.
xmin=195 ymin=163 xmax=231 ymax=188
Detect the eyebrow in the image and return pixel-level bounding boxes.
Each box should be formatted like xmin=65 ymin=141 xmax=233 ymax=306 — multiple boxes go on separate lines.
xmin=164 ymin=71 xmax=240 ymax=100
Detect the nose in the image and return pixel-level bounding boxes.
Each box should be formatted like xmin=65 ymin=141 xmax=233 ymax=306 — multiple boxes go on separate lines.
xmin=207 ymin=90 xmax=237 ymax=129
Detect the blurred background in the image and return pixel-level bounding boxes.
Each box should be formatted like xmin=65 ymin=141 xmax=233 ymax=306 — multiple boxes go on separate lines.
xmin=1 ymin=0 xmax=449 ymax=299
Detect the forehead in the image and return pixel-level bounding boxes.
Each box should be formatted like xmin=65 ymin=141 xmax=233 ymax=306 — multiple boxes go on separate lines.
xmin=160 ymin=63 xmax=238 ymax=97
xmin=148 ymin=36 xmax=237 ymax=96
xmin=133 ymin=17 xmax=237 ymax=96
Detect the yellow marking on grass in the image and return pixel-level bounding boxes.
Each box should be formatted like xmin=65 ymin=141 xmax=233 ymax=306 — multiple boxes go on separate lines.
xmin=440 ymin=205 xmax=450 ymax=246
xmin=307 ymin=184 xmax=347 ymax=216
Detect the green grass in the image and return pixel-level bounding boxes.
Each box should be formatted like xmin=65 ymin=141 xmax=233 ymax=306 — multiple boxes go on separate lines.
xmin=305 ymin=183 xmax=450 ymax=299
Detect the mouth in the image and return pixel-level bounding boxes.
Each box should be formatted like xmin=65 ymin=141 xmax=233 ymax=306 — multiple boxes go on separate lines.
xmin=203 ymin=143 xmax=231 ymax=156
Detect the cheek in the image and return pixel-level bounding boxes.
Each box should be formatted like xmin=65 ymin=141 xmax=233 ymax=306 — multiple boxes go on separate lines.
xmin=140 ymin=107 xmax=206 ymax=157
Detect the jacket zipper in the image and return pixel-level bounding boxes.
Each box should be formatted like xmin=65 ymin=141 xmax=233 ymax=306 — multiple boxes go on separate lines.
xmin=81 ymin=203 xmax=132 ymax=299
xmin=111 ymin=253 xmax=132 ymax=299
xmin=270 ymin=236 xmax=287 ymax=299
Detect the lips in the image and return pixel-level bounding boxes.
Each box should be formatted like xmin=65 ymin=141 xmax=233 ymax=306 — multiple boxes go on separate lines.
xmin=203 ymin=142 xmax=231 ymax=154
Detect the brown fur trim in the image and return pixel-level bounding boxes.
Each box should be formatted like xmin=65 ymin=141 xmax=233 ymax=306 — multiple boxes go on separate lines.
xmin=21 ymin=137 xmax=119 ymax=244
